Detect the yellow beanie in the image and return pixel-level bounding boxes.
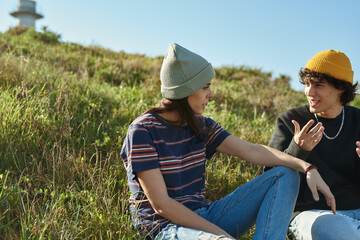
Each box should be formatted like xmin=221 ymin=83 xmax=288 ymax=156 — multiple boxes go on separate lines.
xmin=305 ymin=49 xmax=354 ymax=84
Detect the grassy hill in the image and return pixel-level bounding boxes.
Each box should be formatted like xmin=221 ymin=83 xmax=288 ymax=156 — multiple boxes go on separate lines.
xmin=0 ymin=26 xmax=358 ymax=239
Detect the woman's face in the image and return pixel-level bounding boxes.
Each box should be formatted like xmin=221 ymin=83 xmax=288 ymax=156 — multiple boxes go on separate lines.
xmin=187 ymin=82 xmax=214 ymax=115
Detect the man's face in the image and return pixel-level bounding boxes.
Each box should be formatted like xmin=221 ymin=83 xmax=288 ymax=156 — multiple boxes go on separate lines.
xmin=304 ymin=78 xmax=343 ymax=118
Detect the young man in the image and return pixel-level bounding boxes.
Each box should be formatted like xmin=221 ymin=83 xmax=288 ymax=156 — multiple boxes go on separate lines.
xmin=268 ymin=49 xmax=360 ymax=239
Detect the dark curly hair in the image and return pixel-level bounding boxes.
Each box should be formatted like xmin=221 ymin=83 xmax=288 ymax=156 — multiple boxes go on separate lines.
xmin=299 ymin=68 xmax=358 ymax=105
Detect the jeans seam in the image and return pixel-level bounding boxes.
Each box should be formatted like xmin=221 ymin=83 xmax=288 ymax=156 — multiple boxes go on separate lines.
xmin=264 ymin=176 xmax=279 ymax=239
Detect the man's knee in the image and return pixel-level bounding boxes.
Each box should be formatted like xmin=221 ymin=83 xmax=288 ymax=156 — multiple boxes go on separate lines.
xmin=311 ymin=213 xmax=360 ymax=240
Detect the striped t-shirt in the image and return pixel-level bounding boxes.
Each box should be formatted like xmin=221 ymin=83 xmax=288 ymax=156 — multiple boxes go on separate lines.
xmin=120 ymin=113 xmax=230 ymax=238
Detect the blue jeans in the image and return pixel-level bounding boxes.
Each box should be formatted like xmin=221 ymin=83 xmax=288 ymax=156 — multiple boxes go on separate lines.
xmin=289 ymin=209 xmax=360 ymax=240
xmin=155 ymin=166 xmax=300 ymax=240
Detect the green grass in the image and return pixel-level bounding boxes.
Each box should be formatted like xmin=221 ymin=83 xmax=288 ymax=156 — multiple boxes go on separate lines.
xmin=0 ymin=26 xmax=358 ymax=239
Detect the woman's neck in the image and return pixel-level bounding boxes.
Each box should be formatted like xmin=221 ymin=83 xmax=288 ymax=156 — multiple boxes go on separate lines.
xmin=157 ymin=111 xmax=181 ymax=123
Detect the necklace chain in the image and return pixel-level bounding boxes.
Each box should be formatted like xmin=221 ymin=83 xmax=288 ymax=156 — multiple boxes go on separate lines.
xmin=314 ymin=107 xmax=344 ymax=140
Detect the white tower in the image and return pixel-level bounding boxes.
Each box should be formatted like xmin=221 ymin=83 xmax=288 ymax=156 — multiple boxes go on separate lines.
xmin=10 ymin=0 xmax=43 ymax=28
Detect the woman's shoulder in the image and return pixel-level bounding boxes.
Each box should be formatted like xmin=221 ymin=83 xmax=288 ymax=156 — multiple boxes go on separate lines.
xmin=130 ymin=113 xmax=162 ymax=128
xmin=198 ymin=115 xmax=217 ymax=127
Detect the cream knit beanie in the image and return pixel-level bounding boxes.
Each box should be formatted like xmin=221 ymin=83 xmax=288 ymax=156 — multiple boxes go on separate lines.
xmin=160 ymin=43 xmax=215 ymax=100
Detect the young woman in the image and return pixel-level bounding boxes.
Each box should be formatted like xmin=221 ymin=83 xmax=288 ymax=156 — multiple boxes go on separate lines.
xmin=121 ymin=43 xmax=336 ymax=240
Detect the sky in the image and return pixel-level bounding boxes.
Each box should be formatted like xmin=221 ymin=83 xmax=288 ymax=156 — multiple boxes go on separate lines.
xmin=1 ymin=0 xmax=359 ymax=91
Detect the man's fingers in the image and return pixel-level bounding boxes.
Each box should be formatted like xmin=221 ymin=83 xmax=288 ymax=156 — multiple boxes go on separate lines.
xmin=308 ymin=122 xmax=323 ymax=135
xmin=292 ymin=120 xmax=300 ymax=134
xmin=300 ymin=119 xmax=315 ymax=134
xmin=312 ymin=126 xmax=324 ymax=141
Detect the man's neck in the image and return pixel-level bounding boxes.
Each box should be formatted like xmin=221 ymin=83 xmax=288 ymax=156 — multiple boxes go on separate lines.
xmin=316 ymin=105 xmax=344 ymax=118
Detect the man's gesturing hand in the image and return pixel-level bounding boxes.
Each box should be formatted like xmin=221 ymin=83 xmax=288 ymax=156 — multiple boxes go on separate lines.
xmin=292 ymin=119 xmax=324 ymax=151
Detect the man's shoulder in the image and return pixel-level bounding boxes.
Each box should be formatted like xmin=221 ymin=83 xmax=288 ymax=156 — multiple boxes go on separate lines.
xmin=280 ymin=104 xmax=309 ymax=119
xmin=345 ymin=105 xmax=360 ymax=114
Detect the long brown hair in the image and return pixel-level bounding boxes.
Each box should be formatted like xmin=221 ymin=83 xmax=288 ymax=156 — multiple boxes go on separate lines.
xmin=144 ymin=98 xmax=206 ymax=138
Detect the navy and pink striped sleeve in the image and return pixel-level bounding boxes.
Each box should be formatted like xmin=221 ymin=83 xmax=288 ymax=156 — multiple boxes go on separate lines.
xmin=204 ymin=117 xmax=231 ymax=159
xmin=122 ymin=125 xmax=160 ymax=173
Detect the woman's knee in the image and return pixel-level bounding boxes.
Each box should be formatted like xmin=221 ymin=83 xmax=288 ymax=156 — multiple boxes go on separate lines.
xmin=274 ymin=166 xmax=300 ymax=187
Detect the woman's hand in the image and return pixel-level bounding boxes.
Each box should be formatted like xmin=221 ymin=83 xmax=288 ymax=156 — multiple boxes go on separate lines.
xmin=292 ymin=119 xmax=324 ymax=151
xmin=356 ymin=141 xmax=360 ymax=158
xmin=216 ymin=135 xmax=337 ymax=215
xmin=305 ymin=168 xmax=336 ymax=214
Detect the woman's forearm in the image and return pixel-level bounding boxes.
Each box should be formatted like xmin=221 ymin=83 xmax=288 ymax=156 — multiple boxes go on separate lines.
xmin=137 ymin=168 xmax=234 ymax=239
xmin=155 ymin=196 xmax=234 ymax=238
xmin=255 ymin=144 xmax=311 ymax=172
xmin=217 ymin=135 xmax=311 ymax=172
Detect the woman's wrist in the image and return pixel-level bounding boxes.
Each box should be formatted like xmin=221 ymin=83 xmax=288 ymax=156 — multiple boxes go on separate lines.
xmin=304 ymin=164 xmax=318 ymax=175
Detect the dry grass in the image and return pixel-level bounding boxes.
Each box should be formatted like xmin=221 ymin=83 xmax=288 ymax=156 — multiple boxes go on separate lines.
xmin=1 ymin=27 xmax=358 ymax=239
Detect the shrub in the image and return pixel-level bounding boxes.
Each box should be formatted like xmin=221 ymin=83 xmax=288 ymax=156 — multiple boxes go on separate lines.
xmin=5 ymin=25 xmax=29 ymax=36
xmin=27 ymin=26 xmax=61 ymax=44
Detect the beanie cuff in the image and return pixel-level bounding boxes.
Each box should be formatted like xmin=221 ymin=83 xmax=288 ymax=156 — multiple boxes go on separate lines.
xmin=305 ymin=50 xmax=354 ymax=84
xmin=161 ymin=63 xmax=215 ymax=100
xmin=306 ymin=58 xmax=354 ymax=83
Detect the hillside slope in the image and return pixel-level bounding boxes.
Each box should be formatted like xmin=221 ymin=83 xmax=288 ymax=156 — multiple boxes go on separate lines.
xmin=0 ymin=27 xmax=356 ymax=239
